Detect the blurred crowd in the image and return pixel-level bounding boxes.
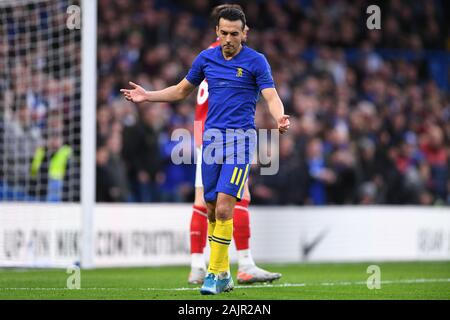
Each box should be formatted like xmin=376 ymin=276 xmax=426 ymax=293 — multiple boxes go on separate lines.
xmin=96 ymin=0 xmax=450 ymax=205
xmin=0 ymin=0 xmax=81 ymax=201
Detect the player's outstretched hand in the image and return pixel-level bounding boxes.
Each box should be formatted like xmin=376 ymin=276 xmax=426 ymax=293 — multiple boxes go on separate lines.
xmin=120 ymin=81 xmax=148 ymax=103
xmin=278 ymin=114 xmax=290 ymax=134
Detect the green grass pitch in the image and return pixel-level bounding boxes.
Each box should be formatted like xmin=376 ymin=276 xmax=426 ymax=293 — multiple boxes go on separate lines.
xmin=0 ymin=261 xmax=449 ymax=300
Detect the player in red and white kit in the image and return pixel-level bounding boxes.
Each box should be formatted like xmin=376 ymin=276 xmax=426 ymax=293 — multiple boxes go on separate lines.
xmin=188 ymin=4 xmax=282 ymax=285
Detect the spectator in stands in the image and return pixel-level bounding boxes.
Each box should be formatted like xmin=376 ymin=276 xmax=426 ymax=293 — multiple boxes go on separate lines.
xmin=29 ymin=112 xmax=73 ymax=202
xmin=306 ymin=138 xmax=336 ymax=205
xmin=252 ymin=133 xmax=308 ymax=205
xmin=420 ymin=124 xmax=449 ymax=202
xmin=122 ymin=104 xmax=164 ymax=202
xmin=157 ymin=108 xmax=195 ymax=202
xmin=96 ymin=132 xmax=130 ymax=202
xmin=2 ymin=94 xmax=43 ymax=200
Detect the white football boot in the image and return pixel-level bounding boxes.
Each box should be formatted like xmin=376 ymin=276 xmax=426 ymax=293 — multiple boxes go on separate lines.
xmin=188 ymin=267 xmax=206 ymax=285
xmin=237 ymin=265 xmax=282 ymax=284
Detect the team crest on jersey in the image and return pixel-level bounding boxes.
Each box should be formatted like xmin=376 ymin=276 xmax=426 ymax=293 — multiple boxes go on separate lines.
xmin=236 ymin=67 xmax=243 ymax=77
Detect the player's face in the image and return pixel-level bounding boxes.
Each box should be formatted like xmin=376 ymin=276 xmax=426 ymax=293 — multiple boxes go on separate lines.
xmin=216 ymin=18 xmax=245 ymax=57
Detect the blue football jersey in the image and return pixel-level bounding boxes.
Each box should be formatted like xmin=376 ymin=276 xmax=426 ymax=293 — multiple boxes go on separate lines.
xmin=185 ymin=45 xmax=275 ymax=131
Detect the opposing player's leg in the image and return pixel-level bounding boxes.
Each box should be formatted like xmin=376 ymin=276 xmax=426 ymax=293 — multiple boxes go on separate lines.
xmin=188 ymin=189 xmax=208 ymax=284
xmin=235 ymin=182 xmax=282 ymax=284
xmin=188 ymin=147 xmax=208 ymax=284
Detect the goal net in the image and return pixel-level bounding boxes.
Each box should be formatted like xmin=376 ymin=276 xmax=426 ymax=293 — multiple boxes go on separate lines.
xmin=0 ymin=0 xmax=96 ymax=268
xmin=0 ymin=0 xmax=81 ymax=203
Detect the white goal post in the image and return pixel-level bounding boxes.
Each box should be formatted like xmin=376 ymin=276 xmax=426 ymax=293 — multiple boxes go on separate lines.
xmin=80 ymin=0 xmax=97 ymax=269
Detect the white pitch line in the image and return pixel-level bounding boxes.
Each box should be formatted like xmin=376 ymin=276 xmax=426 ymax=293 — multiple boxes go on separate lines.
xmin=1 ymin=278 xmax=449 ymax=291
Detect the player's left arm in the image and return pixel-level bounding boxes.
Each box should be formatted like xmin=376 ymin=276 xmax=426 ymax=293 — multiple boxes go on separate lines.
xmin=261 ymin=87 xmax=290 ymax=134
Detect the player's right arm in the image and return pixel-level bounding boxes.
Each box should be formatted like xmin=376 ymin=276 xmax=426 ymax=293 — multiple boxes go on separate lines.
xmin=120 ymin=78 xmax=196 ymax=104
xmin=121 ymin=50 xmax=206 ymax=104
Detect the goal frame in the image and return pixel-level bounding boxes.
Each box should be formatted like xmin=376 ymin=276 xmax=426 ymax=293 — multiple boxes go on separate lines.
xmin=80 ymin=0 xmax=97 ymax=269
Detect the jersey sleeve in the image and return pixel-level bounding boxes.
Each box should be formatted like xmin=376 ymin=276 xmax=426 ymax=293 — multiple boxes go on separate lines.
xmin=185 ymin=52 xmax=205 ymax=87
xmin=254 ymin=54 xmax=275 ymax=91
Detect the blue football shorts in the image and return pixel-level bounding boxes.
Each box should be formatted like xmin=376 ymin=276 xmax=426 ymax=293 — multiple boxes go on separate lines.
xmin=201 ymin=129 xmax=256 ymax=202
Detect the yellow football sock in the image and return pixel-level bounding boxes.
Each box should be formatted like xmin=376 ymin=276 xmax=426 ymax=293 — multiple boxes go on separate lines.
xmin=208 ymin=219 xmax=233 ymax=275
xmin=207 ymin=220 xmax=216 ymax=245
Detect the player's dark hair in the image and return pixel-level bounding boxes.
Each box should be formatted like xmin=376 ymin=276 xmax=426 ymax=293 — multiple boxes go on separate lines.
xmin=211 ymin=4 xmax=243 ymax=22
xmin=216 ymin=7 xmax=246 ymax=30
